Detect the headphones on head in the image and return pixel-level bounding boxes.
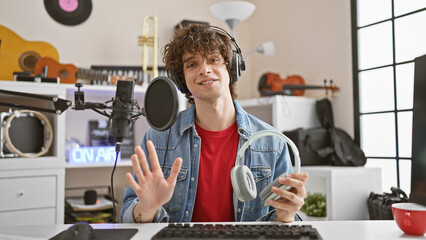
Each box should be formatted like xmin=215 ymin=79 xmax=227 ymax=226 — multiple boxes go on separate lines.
xmin=230 ymin=130 xmax=301 ymax=205
xmin=172 ymin=25 xmax=246 ymax=94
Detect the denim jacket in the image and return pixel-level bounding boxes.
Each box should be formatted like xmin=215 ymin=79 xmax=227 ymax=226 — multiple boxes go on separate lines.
xmin=121 ymin=101 xmax=295 ymax=223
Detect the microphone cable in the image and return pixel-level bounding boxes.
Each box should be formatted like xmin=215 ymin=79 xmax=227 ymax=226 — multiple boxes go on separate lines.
xmin=110 ymin=142 xmax=120 ymax=223
xmin=109 ymin=128 xmax=171 ymax=223
xmin=162 ymin=128 xmax=172 ymax=173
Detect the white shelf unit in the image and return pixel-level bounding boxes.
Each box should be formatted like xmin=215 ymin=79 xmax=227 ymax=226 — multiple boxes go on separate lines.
xmin=64 ymin=83 xmax=150 ymax=224
xmin=301 ymin=166 xmax=382 ymax=220
xmin=64 ymin=84 xmax=151 ymax=165
xmin=0 ymin=81 xmax=67 ymax=225
xmin=63 ymin=82 xmax=186 ymax=223
xmin=64 ymin=83 xmax=187 ymax=166
xmin=238 ymin=95 xmax=321 ymax=132
xmin=238 ymin=96 xmax=382 ymax=220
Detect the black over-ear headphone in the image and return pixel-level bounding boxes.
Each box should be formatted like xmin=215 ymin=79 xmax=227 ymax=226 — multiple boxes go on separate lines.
xmin=172 ymin=26 xmax=246 ymax=94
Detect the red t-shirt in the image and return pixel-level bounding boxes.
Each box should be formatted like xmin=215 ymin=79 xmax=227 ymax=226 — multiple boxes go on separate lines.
xmin=191 ymin=121 xmax=239 ymax=222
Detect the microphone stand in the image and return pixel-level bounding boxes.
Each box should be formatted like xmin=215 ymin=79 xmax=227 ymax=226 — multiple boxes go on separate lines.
xmin=73 ymin=82 xmax=144 ymax=223
xmin=74 ymin=82 xmax=144 ymax=127
xmin=0 ymin=89 xmax=72 ymax=114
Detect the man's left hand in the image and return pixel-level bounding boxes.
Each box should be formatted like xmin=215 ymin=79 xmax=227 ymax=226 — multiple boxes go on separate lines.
xmin=267 ymin=172 xmax=309 ymax=222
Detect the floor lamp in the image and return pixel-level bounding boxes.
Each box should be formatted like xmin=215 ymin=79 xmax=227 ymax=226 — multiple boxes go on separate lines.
xmin=210 ymin=1 xmax=256 ymax=37
xmin=210 ymin=1 xmax=275 ymax=60
xmin=244 ymin=41 xmax=275 ymax=59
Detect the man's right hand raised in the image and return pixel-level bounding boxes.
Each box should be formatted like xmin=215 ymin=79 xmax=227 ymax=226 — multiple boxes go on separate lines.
xmin=125 ymin=140 xmax=183 ymax=223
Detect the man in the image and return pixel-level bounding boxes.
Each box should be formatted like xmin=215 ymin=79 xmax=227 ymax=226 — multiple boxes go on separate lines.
xmin=121 ymin=24 xmax=308 ymax=223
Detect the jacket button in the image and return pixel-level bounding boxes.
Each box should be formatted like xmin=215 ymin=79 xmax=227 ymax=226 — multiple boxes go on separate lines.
xmin=191 ymin=177 xmax=195 ymax=181
xmin=237 ymin=208 xmax=241 ymax=213
xmin=185 ymin=211 xmax=190 ymax=215
xmin=194 ymin=144 xmax=198 ymax=148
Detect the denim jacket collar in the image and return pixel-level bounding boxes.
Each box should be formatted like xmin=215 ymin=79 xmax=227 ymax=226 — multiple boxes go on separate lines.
xmin=176 ymin=100 xmax=253 ymax=140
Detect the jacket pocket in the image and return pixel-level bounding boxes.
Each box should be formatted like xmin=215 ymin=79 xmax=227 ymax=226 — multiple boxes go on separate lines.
xmin=162 ymin=167 xmax=188 ymax=213
xmin=244 ymin=166 xmax=272 ymax=213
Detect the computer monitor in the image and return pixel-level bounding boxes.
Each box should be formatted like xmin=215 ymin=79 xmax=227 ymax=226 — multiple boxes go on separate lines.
xmin=410 ymin=54 xmax=426 ymax=206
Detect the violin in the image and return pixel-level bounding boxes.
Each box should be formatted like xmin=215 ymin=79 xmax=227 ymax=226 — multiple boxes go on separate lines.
xmin=258 ymin=72 xmax=339 ymax=97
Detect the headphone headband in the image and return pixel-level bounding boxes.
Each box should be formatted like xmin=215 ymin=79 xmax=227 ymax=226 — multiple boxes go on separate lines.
xmin=171 ymin=25 xmax=246 ymax=94
xmin=235 ymin=130 xmax=301 ymax=173
xmin=209 ymin=26 xmax=245 ymax=66
xmin=230 ymin=130 xmax=301 ymax=203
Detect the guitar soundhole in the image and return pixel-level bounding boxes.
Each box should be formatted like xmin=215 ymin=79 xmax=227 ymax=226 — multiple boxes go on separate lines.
xmin=59 ymin=70 xmax=69 ymax=78
xmin=19 ymin=51 xmax=41 ymax=72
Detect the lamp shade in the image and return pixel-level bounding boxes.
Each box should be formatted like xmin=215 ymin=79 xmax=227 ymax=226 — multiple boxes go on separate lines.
xmin=260 ymin=41 xmax=275 ymax=56
xmin=210 ymin=1 xmax=256 ymax=22
xmin=244 ymin=41 xmax=275 ymax=59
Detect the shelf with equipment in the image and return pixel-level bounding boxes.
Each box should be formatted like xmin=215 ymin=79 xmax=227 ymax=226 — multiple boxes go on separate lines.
xmin=62 ymin=79 xmax=187 ymax=223
xmin=64 ymin=84 xmax=150 ymax=168
xmin=0 ymin=81 xmax=67 ymax=225
xmin=0 ymin=79 xmax=187 ymax=224
xmin=63 ymin=81 xmax=187 ymax=168
xmin=64 ymin=186 xmax=114 ymax=224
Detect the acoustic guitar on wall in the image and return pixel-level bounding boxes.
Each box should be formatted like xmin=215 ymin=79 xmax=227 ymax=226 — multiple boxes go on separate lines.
xmin=0 ymin=25 xmax=59 ymax=81
xmin=34 ymin=57 xmax=140 ymax=85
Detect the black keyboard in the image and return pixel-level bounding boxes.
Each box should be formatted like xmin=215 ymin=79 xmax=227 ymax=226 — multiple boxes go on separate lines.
xmin=151 ymin=223 xmax=323 ymax=240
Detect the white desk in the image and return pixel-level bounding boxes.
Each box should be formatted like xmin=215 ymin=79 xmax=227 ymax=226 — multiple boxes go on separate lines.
xmin=0 ymin=221 xmax=422 ymax=240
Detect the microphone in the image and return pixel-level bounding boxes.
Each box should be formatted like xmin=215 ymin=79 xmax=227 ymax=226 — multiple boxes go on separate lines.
xmin=110 ymin=80 xmax=135 ymax=144
xmin=109 ymin=76 xmax=179 ymax=145
xmin=73 ymin=76 xmax=180 ymax=148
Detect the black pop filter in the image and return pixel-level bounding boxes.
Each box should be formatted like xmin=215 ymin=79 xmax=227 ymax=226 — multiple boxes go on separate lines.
xmin=143 ymin=76 xmax=179 ymax=131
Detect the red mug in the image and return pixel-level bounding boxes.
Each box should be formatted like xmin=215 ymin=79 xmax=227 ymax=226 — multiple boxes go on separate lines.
xmin=392 ymin=202 xmax=426 ymax=236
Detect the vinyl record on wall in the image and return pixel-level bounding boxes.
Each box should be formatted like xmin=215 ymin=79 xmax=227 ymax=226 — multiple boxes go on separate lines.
xmin=44 ymin=0 xmax=92 ymax=26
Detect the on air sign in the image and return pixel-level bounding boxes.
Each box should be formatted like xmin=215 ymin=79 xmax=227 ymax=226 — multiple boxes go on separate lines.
xmin=69 ymin=146 xmax=121 ymax=164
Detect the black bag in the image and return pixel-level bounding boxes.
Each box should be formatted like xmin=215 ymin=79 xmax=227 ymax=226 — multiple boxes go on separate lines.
xmin=327 ymin=127 xmax=366 ymax=166
xmin=316 ymin=99 xmax=366 ymax=166
xmin=284 ymin=127 xmax=331 ymax=166
xmin=367 ymin=187 xmax=409 ymax=220
xmin=284 ymin=98 xmax=367 ymax=166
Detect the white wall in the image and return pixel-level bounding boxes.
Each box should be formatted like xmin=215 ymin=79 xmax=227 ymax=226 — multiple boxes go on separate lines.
xmin=246 ymin=0 xmax=354 ymax=136
xmin=0 ymin=0 xmax=354 ymax=136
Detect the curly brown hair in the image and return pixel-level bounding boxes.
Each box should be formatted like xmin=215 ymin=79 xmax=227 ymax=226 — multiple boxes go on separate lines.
xmin=162 ymin=24 xmax=238 ymax=104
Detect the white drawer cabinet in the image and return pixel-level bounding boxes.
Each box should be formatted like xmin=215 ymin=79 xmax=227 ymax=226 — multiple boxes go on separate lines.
xmin=0 ymin=169 xmax=65 ymax=225
xmin=0 ymin=208 xmax=56 ymax=225
xmin=0 ymin=175 xmax=56 ymax=212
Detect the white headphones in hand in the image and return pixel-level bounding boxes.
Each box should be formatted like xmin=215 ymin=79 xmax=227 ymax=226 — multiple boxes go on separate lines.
xmin=230 ymin=130 xmax=301 ymax=204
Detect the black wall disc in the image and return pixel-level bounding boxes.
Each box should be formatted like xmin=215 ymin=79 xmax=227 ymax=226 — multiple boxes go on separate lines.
xmin=44 ymin=0 xmax=92 ymax=26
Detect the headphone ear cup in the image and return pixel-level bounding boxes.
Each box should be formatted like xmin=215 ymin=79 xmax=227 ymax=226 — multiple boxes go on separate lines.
xmin=230 ymin=50 xmax=239 ymax=83
xmin=230 ymin=165 xmax=257 ymax=202
xmin=170 ymin=74 xmax=189 ymax=94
